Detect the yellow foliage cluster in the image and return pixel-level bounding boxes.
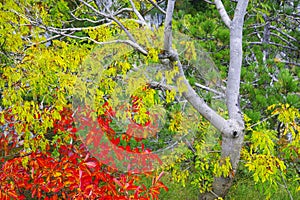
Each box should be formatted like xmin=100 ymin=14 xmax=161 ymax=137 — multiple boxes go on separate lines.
xmin=242 ymin=104 xmax=300 ymax=192
xmin=269 ymin=103 xmax=300 ymax=138
xmin=160 ymin=142 xmax=191 ymax=187
xmin=244 ymin=153 xmax=286 ymax=184
xmin=213 ymin=157 xmax=232 ymax=178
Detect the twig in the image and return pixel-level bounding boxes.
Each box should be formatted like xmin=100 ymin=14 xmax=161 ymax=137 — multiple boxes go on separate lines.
xmin=270 ymin=32 xmax=297 ymax=48
xmin=209 ymin=190 xmax=219 ymax=198
xmin=147 ymin=0 xmax=166 ymax=15
xmin=194 ymin=82 xmax=225 ymax=98
xmin=78 ymin=0 xmax=137 ymax=43
xmin=70 ymin=11 xmax=106 ymax=23
xmin=280 ymin=171 xmax=294 ymax=200
xmin=149 ymin=81 xmax=177 ymax=91
xmin=248 ymin=41 xmax=298 ymax=51
xmin=43 ymin=26 xmax=148 ymax=55
xmin=270 ymin=25 xmax=298 ymax=42
xmin=249 ymin=113 xmax=278 ymax=128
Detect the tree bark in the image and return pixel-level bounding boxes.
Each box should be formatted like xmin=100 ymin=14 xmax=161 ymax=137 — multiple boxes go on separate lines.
xmin=156 ymin=0 xmax=249 ymax=198
xmin=200 ymin=1 xmax=249 ymax=199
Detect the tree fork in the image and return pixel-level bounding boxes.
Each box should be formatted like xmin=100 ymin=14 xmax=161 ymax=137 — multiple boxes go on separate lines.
xmin=162 ymin=0 xmax=249 ymax=199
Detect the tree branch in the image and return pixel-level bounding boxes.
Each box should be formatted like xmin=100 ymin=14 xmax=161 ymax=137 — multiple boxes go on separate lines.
xmin=70 ymin=11 xmax=106 ymax=24
xmin=162 ymin=0 xmax=234 ymax=137
xmin=113 ymin=7 xmax=133 ymax=16
xmin=129 ymin=0 xmax=148 ymax=26
xmin=194 ymin=82 xmax=225 ymax=98
xmin=214 ymin=0 xmax=231 ymax=28
xmin=248 ymin=41 xmax=298 ymax=51
xmin=270 ymin=25 xmax=298 ymax=42
xmin=78 ymin=0 xmax=137 ymax=43
xmin=270 ymin=32 xmax=297 ymax=48
xmin=44 ymin=28 xmax=148 ymax=55
xmin=149 ymin=81 xmax=177 ymax=91
xmin=164 ymin=0 xmax=175 ymax=52
xmin=176 ymin=56 xmax=232 ymax=136
xmin=27 ymin=34 xmax=61 ymax=47
xmin=147 ymin=0 xmax=166 ymax=14
xmin=204 ymin=0 xmax=213 ymax=4
xmin=226 ymin=0 xmax=249 ymax=123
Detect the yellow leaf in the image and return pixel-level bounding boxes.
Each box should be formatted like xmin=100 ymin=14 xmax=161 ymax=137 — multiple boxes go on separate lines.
xmin=54 ymin=172 xmax=62 ymax=177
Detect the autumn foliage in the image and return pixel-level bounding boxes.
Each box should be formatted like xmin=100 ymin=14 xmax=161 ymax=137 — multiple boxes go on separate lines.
xmin=0 ymin=105 xmax=167 ymax=199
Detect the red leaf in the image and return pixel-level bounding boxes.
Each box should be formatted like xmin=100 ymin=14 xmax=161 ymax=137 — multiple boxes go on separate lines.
xmin=84 ymin=161 xmax=97 ymax=168
xmin=113 ymin=178 xmax=123 ymax=187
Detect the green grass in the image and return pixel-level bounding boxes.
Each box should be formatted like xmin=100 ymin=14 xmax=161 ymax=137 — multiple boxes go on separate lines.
xmin=157 ymin=173 xmax=300 ymax=200
xmin=158 ymin=173 xmax=199 ymax=200
xmin=226 ymin=178 xmax=300 ymax=200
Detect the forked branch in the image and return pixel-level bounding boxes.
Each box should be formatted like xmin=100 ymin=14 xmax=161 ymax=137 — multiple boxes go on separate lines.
xmin=163 ymin=0 xmax=233 ymax=137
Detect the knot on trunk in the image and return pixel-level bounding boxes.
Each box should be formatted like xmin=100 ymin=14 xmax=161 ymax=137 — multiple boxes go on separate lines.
xmin=158 ymin=49 xmax=178 ymax=62
xmin=223 ymin=119 xmax=244 ymax=138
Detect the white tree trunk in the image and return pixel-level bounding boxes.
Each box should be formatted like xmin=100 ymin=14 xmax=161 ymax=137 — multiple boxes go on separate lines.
xmin=162 ymin=0 xmax=249 ymax=199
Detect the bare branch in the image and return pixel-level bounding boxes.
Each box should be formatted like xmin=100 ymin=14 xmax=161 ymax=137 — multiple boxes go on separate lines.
xmin=28 ymin=34 xmax=61 ymax=47
xmin=70 ymin=11 xmax=106 ymax=24
xmin=110 ymin=15 xmax=137 ymax=42
xmin=214 ymin=0 xmax=231 ymax=28
xmin=203 ymin=0 xmax=213 ymax=4
xmin=280 ymin=171 xmax=294 ymax=200
xmin=194 ymin=83 xmax=225 ymax=98
xmin=45 ymin=28 xmax=148 ymax=55
xmin=270 ymin=32 xmax=297 ymax=48
xmin=147 ymin=0 xmax=166 ymax=14
xmin=46 ymin=24 xmax=108 ymax=32
xmin=143 ymin=0 xmax=165 ymax=16
xmin=78 ymin=0 xmax=109 ymax=18
xmin=249 ymin=113 xmax=277 ymax=128
xmin=94 ymin=0 xmax=111 ymax=13
xmin=248 ymin=41 xmax=298 ymax=51
xmin=269 ymin=25 xmax=298 ymax=42
xmin=12 ymin=2 xmax=148 ymax=55
xmin=78 ymin=0 xmax=137 ymax=42
xmin=129 ymin=0 xmax=148 ymax=26
xmin=149 ymin=81 xmax=177 ymax=91
xmin=280 ymin=60 xmax=300 ymax=67
xmin=175 ymin=56 xmax=230 ymax=136
xmin=113 ymin=7 xmax=133 ymax=16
